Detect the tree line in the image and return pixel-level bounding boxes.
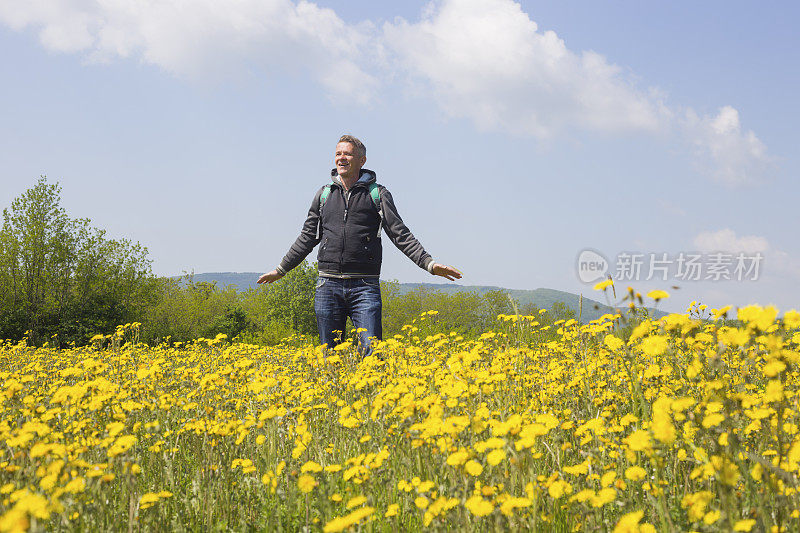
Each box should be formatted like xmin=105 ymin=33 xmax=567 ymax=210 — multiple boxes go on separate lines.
xmin=0 ymin=178 xmax=155 ymax=345
xmin=0 ymin=178 xmax=575 ymax=347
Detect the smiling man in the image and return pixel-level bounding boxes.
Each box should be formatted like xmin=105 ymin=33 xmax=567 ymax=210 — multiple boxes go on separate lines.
xmin=258 ymin=134 xmax=461 ymax=355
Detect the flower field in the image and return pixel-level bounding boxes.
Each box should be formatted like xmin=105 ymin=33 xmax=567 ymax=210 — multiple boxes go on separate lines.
xmin=1 ymin=297 xmax=799 ymax=532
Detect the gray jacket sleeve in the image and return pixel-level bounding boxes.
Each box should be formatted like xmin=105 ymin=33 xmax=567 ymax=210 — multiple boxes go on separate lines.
xmin=276 ymin=187 xmax=323 ymax=274
xmin=380 ymin=186 xmax=434 ymax=272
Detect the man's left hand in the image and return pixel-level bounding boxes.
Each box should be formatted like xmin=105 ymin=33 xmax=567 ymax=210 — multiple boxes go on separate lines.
xmin=431 ymin=263 xmax=463 ymax=281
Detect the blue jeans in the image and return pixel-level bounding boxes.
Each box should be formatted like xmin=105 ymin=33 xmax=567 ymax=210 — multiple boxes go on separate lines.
xmin=314 ymin=277 xmax=382 ymax=356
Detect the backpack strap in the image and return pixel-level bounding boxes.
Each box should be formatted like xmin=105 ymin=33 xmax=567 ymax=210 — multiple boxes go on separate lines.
xmin=317 ymin=184 xmax=332 ymax=239
xmin=317 ymin=182 xmax=383 ymax=239
xmin=368 ymin=182 xmax=384 ymax=238
xmin=320 ymin=184 xmax=332 ymax=208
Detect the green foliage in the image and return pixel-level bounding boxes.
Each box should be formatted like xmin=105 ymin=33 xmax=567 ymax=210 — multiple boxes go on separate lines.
xmin=139 ymin=278 xmax=240 ymax=344
xmin=139 ymin=263 xmax=319 ymax=346
xmin=381 ymin=283 xmax=514 ymax=339
xmin=239 ymin=261 xmax=318 ymax=337
xmin=0 ymin=177 xmax=155 ymax=345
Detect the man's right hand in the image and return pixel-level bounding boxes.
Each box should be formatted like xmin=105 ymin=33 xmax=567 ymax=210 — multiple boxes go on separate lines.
xmin=257 ymin=269 xmax=283 ymax=284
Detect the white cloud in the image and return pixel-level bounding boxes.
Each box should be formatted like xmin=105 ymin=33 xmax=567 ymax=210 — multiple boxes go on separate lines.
xmin=382 ymin=0 xmax=667 ymax=138
xmin=692 ymin=229 xmax=800 ymax=284
xmin=0 ymin=0 xmax=379 ymax=102
xmin=380 ymin=0 xmax=770 ymax=183
xmin=0 ymin=0 xmax=772 ymax=182
xmin=684 ymin=106 xmax=771 ymax=185
xmin=693 ymin=228 xmax=769 ymax=254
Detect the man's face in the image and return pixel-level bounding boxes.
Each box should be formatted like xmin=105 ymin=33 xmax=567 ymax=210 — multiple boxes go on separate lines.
xmin=335 ymin=142 xmax=366 ymax=179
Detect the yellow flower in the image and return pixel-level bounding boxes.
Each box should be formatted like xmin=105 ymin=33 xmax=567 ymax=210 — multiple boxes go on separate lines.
xmin=464 ymin=495 xmax=494 ymax=517
xmin=499 ymin=497 xmax=531 ymax=516
xmin=625 ymin=466 xmax=647 ymax=481
xmin=624 ymin=430 xmax=652 ymax=452
xmin=702 ymin=413 xmax=725 ymax=428
xmin=589 ymin=487 xmax=616 ymax=507
xmin=446 ymin=450 xmax=469 ymax=466
xmin=548 ymin=480 xmax=571 ymax=499
xmin=600 ymin=471 xmax=617 ymax=487
xmin=414 ymin=496 xmax=429 ymax=509
xmin=139 ymin=492 xmax=168 ymax=509
xmin=646 ymin=290 xmax=669 ymax=301
xmin=613 ymin=510 xmax=644 ymax=533
xmin=570 ymin=489 xmax=595 ymax=503
xmin=323 ymin=507 xmax=375 ymax=533
xmin=106 ymin=421 xmax=125 ymax=437
xmin=681 ymin=491 xmax=713 ymax=521
xmin=301 ymin=461 xmax=323 ymax=473
xmin=594 ymin=279 xmax=614 ymax=291
xmin=297 ymin=475 xmax=316 ymax=494
xmin=762 ymin=359 xmax=786 ymax=377
xmin=783 ymin=309 xmax=800 ymax=329
xmin=764 ymin=380 xmax=784 ymax=402
xmin=385 ymin=504 xmax=399 ymax=518
xmin=346 ymin=495 xmax=367 ymax=509
xmin=733 ymin=519 xmax=757 ymax=531
xmin=417 ymin=480 xmax=435 ymax=493
xmin=486 ymin=449 xmax=505 ymax=466
xmin=464 ymin=460 xmax=483 ymax=476
xmin=107 ymin=435 xmax=137 ymax=458
xmin=640 ymin=335 xmax=668 ymax=356
xmin=651 ymin=415 xmax=676 ymax=444
xmin=563 ymin=462 xmax=589 ymax=475
xmin=604 ymin=334 xmax=624 ymax=351
xmin=64 ymin=478 xmax=86 ymax=494
xmin=738 ymin=304 xmax=778 ymax=331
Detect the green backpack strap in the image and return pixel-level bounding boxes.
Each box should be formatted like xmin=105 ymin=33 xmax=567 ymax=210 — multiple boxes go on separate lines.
xmin=368 ymin=183 xmax=384 ymax=238
xmin=320 ymin=184 xmax=332 ymax=208
xmin=317 ymin=183 xmax=383 ymax=239
xmin=317 ymin=184 xmax=332 ymax=239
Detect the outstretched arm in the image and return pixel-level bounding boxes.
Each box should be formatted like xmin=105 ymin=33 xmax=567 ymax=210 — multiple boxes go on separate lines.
xmin=257 ymin=187 xmax=323 ymax=284
xmin=380 ymin=186 xmax=463 ymax=281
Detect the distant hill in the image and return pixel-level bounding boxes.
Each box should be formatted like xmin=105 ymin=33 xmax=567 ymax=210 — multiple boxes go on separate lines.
xmin=174 ymin=272 xmax=666 ymax=323
xmin=393 ymin=283 xmax=667 ymax=322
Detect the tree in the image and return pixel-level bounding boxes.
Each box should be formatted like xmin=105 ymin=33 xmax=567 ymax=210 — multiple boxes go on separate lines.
xmin=0 ymin=177 xmax=154 ymax=345
xmin=240 ymin=261 xmax=318 ymax=337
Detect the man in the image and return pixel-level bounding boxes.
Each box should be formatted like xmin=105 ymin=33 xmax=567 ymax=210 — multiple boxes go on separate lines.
xmin=258 ymin=135 xmax=462 ymax=355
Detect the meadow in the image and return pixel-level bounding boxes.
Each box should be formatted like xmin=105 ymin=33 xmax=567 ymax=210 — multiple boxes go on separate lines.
xmin=0 ymin=287 xmax=798 ymax=532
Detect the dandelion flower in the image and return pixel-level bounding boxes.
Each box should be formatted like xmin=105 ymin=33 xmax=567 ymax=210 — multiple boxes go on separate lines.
xmin=464 ymin=460 xmax=483 ymax=476
xmin=297 ymin=475 xmax=316 ymax=494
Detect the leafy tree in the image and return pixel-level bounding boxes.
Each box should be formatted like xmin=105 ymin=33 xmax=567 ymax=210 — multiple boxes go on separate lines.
xmin=0 ymin=177 xmax=154 ymax=345
xmin=240 ymin=261 xmax=318 ymax=339
xmin=380 ymin=285 xmax=515 ymax=339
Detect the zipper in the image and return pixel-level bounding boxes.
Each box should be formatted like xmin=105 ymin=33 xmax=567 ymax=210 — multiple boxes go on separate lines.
xmin=339 ymin=187 xmax=352 ymax=268
xmin=337 ymin=182 xmax=367 ymax=270
xmin=343 ymin=188 xmax=352 ymax=221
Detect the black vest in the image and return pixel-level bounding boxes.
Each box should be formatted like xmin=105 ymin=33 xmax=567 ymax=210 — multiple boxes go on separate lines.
xmin=317 ymin=183 xmax=382 ymax=275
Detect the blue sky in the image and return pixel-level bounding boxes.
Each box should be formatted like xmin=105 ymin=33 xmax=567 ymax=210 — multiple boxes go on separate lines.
xmin=1 ymin=0 xmax=798 ymax=314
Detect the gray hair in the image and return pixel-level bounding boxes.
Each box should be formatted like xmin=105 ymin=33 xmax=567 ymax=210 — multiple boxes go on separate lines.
xmin=338 ymin=135 xmax=366 ymax=157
